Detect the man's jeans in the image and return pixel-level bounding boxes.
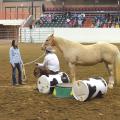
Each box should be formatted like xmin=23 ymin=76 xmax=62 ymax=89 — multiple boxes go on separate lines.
xmin=12 ymin=63 xmax=22 ymax=85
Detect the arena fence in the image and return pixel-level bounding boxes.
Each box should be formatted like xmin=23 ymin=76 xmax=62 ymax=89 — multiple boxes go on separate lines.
xmin=20 ymin=27 xmax=54 ymax=43
xmin=1 ymin=27 xmax=120 ymax=43
xmin=0 ymin=26 xmax=19 ymax=40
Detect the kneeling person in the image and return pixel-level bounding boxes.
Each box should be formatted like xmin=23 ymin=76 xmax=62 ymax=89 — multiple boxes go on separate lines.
xmin=34 ymin=46 xmax=60 ymax=78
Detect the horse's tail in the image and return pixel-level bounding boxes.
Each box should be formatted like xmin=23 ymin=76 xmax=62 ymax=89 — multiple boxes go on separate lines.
xmin=114 ymin=52 xmax=120 ymax=86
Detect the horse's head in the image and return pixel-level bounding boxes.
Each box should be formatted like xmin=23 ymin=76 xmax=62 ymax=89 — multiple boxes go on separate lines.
xmin=41 ymin=34 xmax=55 ymax=50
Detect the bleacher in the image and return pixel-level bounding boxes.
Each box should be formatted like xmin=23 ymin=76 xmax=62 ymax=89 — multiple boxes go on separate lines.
xmin=2 ymin=0 xmax=39 ymax=2
xmin=44 ymin=6 xmax=119 ymax=13
xmin=35 ymin=6 xmax=120 ymax=28
xmin=36 ymin=14 xmax=67 ymax=27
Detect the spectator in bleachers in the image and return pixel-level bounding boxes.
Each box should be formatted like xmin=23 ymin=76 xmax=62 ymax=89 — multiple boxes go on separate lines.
xmin=35 ymin=11 xmax=120 ymax=28
xmin=66 ymin=18 xmax=71 ymax=27
xmin=105 ymin=13 xmax=110 ymax=21
xmin=81 ymin=13 xmax=86 ymax=19
xmin=73 ymin=13 xmax=78 ymax=19
xmin=78 ymin=18 xmax=83 ymax=27
xmin=95 ymin=19 xmax=101 ymax=27
xmin=115 ymin=23 xmax=120 ymax=28
xmin=39 ymin=19 xmax=44 ymax=27
xmin=91 ymin=23 xmax=95 ymax=28
xmin=46 ymin=14 xmax=52 ymax=23
xmin=110 ymin=23 xmax=115 ymax=28
xmin=115 ymin=16 xmax=120 ymax=23
xmin=102 ymin=23 xmax=108 ymax=28
xmin=72 ymin=18 xmax=77 ymax=27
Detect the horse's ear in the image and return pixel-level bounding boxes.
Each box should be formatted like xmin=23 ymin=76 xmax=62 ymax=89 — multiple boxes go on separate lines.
xmin=51 ymin=34 xmax=54 ymax=37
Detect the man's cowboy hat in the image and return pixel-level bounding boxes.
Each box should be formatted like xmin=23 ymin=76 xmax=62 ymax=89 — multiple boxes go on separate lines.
xmin=46 ymin=46 xmax=55 ymax=52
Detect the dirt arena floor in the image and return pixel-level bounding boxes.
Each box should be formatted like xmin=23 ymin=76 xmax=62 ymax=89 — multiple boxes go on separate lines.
xmin=0 ymin=41 xmax=120 ymax=120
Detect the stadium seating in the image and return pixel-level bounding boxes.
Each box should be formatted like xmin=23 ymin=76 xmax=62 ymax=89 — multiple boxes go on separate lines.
xmin=44 ymin=6 xmax=118 ymax=13
xmin=33 ymin=4 xmax=120 ymax=28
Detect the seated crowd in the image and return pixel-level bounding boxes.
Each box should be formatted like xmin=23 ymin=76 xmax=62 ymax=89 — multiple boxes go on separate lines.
xmin=92 ymin=13 xmax=120 ymax=28
xmin=34 ymin=12 xmax=120 ymax=28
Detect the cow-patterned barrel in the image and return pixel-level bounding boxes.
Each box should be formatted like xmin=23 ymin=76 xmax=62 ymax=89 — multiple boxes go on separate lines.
xmin=37 ymin=72 xmax=70 ymax=94
xmin=72 ymin=77 xmax=108 ymax=101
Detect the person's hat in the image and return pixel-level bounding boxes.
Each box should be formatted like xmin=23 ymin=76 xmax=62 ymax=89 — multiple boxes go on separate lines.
xmin=46 ymin=46 xmax=55 ymax=52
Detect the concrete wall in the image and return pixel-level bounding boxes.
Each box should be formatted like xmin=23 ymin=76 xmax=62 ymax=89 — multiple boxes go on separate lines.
xmin=54 ymin=28 xmax=120 ymax=43
xmin=20 ymin=28 xmax=120 ymax=43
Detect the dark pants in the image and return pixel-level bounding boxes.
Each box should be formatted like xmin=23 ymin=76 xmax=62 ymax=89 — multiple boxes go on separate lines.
xmin=12 ymin=63 xmax=22 ymax=85
xmin=34 ymin=66 xmax=59 ymax=78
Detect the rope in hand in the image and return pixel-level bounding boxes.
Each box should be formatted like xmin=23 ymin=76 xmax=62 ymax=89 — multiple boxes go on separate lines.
xmin=22 ymin=53 xmax=45 ymax=82
xmin=24 ymin=53 xmax=45 ymax=66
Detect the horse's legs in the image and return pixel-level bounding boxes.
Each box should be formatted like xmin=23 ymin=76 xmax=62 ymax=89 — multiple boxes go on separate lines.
xmin=105 ymin=63 xmax=114 ymax=89
xmin=68 ymin=62 xmax=76 ymax=83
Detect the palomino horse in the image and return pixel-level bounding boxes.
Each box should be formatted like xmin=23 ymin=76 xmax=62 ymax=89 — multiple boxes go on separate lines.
xmin=41 ymin=34 xmax=120 ymax=89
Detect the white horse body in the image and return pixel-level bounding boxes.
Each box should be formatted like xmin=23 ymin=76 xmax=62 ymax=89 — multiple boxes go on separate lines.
xmin=42 ymin=34 xmax=120 ymax=88
xmin=55 ymin=37 xmax=119 ymax=65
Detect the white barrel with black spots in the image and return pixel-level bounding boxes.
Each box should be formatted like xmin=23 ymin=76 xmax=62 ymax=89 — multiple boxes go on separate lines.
xmin=72 ymin=77 xmax=108 ymax=101
xmin=37 ymin=72 xmax=70 ymax=94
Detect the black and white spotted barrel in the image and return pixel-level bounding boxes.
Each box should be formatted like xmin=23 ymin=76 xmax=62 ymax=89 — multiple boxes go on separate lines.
xmin=72 ymin=77 xmax=108 ymax=101
xmin=37 ymin=72 xmax=70 ymax=94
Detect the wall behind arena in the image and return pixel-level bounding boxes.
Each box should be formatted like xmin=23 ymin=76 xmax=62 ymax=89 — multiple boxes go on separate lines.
xmin=54 ymin=28 xmax=120 ymax=43
xmin=20 ymin=28 xmax=120 ymax=43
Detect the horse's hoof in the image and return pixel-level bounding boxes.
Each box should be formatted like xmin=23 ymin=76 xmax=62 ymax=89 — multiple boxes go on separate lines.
xmin=108 ymin=84 xmax=113 ymax=89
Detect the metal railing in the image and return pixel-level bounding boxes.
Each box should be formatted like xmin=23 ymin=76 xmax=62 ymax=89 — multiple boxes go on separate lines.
xmin=0 ymin=27 xmax=54 ymax=42
xmin=20 ymin=27 xmax=54 ymax=43
xmin=0 ymin=29 xmax=18 ymax=40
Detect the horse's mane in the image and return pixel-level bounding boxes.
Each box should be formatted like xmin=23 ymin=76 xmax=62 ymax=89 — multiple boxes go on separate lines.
xmin=54 ymin=36 xmax=82 ymax=47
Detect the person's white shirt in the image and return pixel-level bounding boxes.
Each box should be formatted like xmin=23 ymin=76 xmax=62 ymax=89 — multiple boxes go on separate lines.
xmin=38 ymin=53 xmax=60 ymax=72
xmin=9 ymin=46 xmax=23 ymax=67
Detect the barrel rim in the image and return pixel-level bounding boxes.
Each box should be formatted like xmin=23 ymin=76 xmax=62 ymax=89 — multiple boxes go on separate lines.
xmin=37 ymin=75 xmax=50 ymax=93
xmin=72 ymin=80 xmax=89 ymax=101
xmin=56 ymin=83 xmax=73 ymax=88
